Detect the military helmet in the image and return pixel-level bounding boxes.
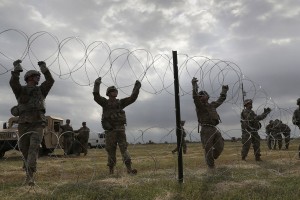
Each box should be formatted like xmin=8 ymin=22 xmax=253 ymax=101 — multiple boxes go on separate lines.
xmin=244 ymin=99 xmax=253 ymax=106
xmin=198 ymin=90 xmax=209 ymax=98
xmin=24 ymin=70 xmax=41 ymax=82
xmin=297 ymin=98 xmax=300 ymax=105
xmin=10 ymin=106 xmax=19 ymax=117
xmin=106 ymin=86 xmax=118 ymax=96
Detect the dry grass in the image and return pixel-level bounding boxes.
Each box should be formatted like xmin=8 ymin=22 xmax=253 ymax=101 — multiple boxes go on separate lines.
xmin=0 ymin=140 xmax=300 ymax=199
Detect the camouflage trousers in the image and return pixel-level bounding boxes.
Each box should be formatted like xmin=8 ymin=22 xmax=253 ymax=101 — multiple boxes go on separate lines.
xmin=241 ymin=130 xmax=261 ymax=159
xmin=78 ymin=137 xmax=89 ymax=155
xmin=270 ymin=133 xmax=282 ymax=150
xmin=172 ymin=138 xmax=187 ymax=154
xmin=105 ymin=128 xmax=131 ymax=167
xmin=18 ymin=123 xmax=44 ymax=173
xmin=283 ymin=133 xmax=290 ymax=149
xmin=63 ymin=136 xmax=73 ymax=155
xmin=200 ymin=125 xmax=224 ymax=168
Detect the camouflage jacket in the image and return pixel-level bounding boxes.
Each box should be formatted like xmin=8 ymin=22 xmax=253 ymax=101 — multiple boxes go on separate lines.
xmin=241 ymin=109 xmax=268 ymax=131
xmin=9 ymin=70 xmax=54 ymax=124
xmin=265 ymin=123 xmax=273 ymax=136
xmin=75 ymin=126 xmax=90 ymax=140
xmin=61 ymin=124 xmax=74 ymax=137
xmin=277 ymin=123 xmax=291 ymax=136
xmin=193 ymin=89 xmax=227 ymax=126
xmin=93 ymin=82 xmax=140 ymax=127
xmin=292 ymin=108 xmax=300 ymax=127
xmin=181 ymin=127 xmax=186 ymax=137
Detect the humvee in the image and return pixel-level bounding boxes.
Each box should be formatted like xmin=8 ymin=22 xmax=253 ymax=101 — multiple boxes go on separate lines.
xmin=0 ymin=116 xmax=64 ymax=158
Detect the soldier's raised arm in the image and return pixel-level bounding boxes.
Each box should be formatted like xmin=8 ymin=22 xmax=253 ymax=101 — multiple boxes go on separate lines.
xmin=38 ymin=61 xmax=55 ymax=97
xmin=213 ymin=85 xmax=229 ymax=108
xmin=9 ymin=60 xmax=23 ymax=99
xmin=120 ymin=80 xmax=141 ymax=108
xmin=93 ymin=77 xmax=106 ymax=106
xmin=255 ymin=107 xmax=271 ymax=121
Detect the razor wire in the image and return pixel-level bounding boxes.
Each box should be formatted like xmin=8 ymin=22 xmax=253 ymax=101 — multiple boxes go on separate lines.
xmin=0 ymin=29 xmax=300 ymax=196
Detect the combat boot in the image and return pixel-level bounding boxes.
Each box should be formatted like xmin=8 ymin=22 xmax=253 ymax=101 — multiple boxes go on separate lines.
xmin=109 ymin=166 xmax=114 ymax=174
xmin=255 ymin=157 xmax=262 ymax=162
xmin=125 ymin=161 xmax=137 ymax=175
xmin=242 ymin=156 xmax=246 ymax=161
xmin=26 ymin=170 xmax=35 ymax=186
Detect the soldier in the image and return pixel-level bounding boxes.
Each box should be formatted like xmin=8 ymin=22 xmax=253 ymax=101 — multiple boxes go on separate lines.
xmin=241 ymin=99 xmax=271 ymax=161
xmin=292 ymin=98 xmax=300 ymax=157
xmin=270 ymin=119 xmax=283 ymax=150
xmin=9 ymin=59 xmax=54 ymax=186
xmin=265 ymin=120 xmax=273 ymax=150
xmin=191 ymin=77 xmax=229 ymax=170
xmin=172 ymin=120 xmax=187 ymax=154
xmin=60 ymin=119 xmax=74 ymax=155
xmin=278 ymin=121 xmax=291 ymax=150
xmin=93 ymin=77 xmax=141 ymax=174
xmin=74 ymin=122 xmax=90 ymax=156
xmin=292 ymin=98 xmax=300 ymax=128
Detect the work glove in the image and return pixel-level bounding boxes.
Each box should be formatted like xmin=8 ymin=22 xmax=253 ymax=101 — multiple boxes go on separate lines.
xmin=13 ymin=59 xmax=23 ymax=72
xmin=38 ymin=61 xmax=48 ymax=73
xmin=222 ymin=85 xmax=229 ymax=93
xmin=134 ymin=80 xmax=141 ymax=90
xmin=264 ymin=107 xmax=271 ymax=114
xmin=191 ymin=77 xmax=198 ymax=86
xmin=95 ymin=77 xmax=102 ymax=84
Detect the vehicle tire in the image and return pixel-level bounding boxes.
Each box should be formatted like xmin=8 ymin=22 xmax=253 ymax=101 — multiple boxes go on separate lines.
xmin=0 ymin=151 xmax=5 ymax=158
xmin=88 ymin=143 xmax=92 ymax=149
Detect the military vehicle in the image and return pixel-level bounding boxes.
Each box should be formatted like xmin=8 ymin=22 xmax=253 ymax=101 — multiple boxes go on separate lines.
xmin=0 ymin=116 xmax=64 ymax=158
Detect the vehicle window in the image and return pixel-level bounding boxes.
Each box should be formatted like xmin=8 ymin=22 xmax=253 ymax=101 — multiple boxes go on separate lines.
xmin=12 ymin=123 xmax=18 ymax=128
xmin=54 ymin=122 xmax=60 ymax=132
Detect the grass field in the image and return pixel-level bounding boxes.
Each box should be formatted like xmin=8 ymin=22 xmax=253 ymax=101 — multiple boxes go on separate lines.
xmin=1 ymin=139 xmax=300 ymax=200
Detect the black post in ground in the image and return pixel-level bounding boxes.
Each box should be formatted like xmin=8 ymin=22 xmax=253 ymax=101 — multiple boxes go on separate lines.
xmin=172 ymin=50 xmax=183 ymax=183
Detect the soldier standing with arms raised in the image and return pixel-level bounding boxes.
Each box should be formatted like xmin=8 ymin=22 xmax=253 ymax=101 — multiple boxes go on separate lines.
xmin=241 ymin=99 xmax=271 ymax=161
xmin=10 ymin=60 xmax=54 ymax=186
xmin=93 ymin=77 xmax=141 ymax=174
xmin=192 ymin=77 xmax=228 ymax=170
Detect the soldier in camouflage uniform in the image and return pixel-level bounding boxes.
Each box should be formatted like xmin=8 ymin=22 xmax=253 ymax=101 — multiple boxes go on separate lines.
xmin=265 ymin=120 xmax=273 ymax=150
xmin=191 ymin=77 xmax=229 ymax=169
xmin=241 ymin=99 xmax=271 ymax=161
xmin=9 ymin=60 xmax=54 ymax=186
xmin=269 ymin=119 xmax=283 ymax=150
xmin=172 ymin=120 xmax=187 ymax=154
xmin=278 ymin=121 xmax=291 ymax=150
xmin=74 ymin=122 xmax=90 ymax=156
xmin=93 ymin=77 xmax=141 ymax=174
xmin=292 ymin=98 xmax=300 ymax=157
xmin=60 ymin=119 xmax=74 ymax=155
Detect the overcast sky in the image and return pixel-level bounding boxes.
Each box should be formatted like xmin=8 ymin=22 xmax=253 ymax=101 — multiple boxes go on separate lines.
xmin=1 ymin=0 xmax=300 ymax=143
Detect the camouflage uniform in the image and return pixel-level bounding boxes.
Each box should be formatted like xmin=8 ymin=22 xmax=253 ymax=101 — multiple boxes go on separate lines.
xmin=75 ymin=122 xmax=90 ymax=155
xmin=172 ymin=122 xmax=187 ymax=154
xmin=269 ymin=120 xmax=283 ymax=150
xmin=265 ymin=120 xmax=273 ymax=150
xmin=9 ymin=61 xmax=54 ymax=184
xmin=292 ymin=99 xmax=300 ymax=157
xmin=278 ymin=122 xmax=291 ymax=149
xmin=192 ymin=81 xmax=228 ymax=169
xmin=241 ymin=100 xmax=270 ymax=161
xmin=93 ymin=79 xmax=141 ymax=174
xmin=60 ymin=121 xmax=74 ymax=155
